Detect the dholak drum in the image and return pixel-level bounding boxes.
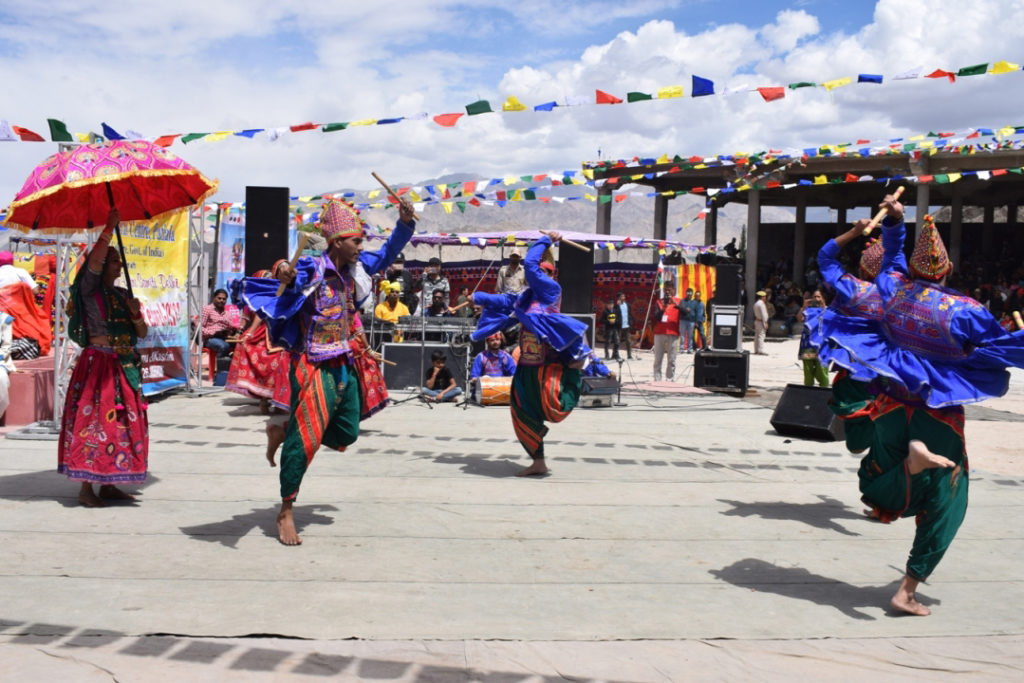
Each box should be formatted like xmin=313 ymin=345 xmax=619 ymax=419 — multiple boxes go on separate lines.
xmin=476 ymin=376 xmax=512 ymax=405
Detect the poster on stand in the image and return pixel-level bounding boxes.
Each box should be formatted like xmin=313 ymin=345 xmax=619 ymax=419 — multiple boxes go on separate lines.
xmin=120 ymin=211 xmax=190 ymax=395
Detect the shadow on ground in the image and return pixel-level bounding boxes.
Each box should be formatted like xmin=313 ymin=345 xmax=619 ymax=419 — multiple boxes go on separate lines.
xmin=718 ymin=494 xmax=864 ymax=536
xmin=179 ymin=504 xmax=338 ymax=548
xmin=0 ymin=470 xmax=160 ymax=508
xmin=709 ymin=558 xmax=937 ymax=620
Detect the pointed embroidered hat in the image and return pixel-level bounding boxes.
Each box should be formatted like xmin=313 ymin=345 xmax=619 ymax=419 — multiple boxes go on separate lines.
xmin=859 ymin=237 xmax=884 ymax=280
xmin=909 ymin=214 xmax=951 ymax=281
xmin=318 ymin=198 xmax=365 ymax=243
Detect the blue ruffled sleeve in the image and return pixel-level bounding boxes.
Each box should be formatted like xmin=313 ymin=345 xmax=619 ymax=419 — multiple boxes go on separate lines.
xmin=240 ymin=255 xmax=322 ymax=351
xmin=359 ymin=218 xmax=415 ymax=276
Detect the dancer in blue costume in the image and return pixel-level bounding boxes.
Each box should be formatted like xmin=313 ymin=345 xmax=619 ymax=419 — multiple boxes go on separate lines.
xmin=815 ymin=193 xmax=1024 ymax=615
xmin=471 ymin=231 xmax=592 ymax=476
xmin=241 ymin=197 xmax=415 ymax=544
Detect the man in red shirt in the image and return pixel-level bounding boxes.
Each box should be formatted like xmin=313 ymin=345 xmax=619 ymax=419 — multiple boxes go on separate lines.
xmin=652 ymin=291 xmax=681 ymax=381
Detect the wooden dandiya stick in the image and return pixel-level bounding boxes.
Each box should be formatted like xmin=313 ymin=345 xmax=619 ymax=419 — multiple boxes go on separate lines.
xmin=275 ymin=232 xmax=310 ymax=296
xmin=540 ymin=229 xmax=590 ymax=253
xmin=862 ymin=186 xmax=906 ymax=235
xmin=371 ymin=171 xmax=421 ymax=221
xmin=1013 ymin=311 xmax=1024 ymax=330
xmin=449 ymin=300 xmax=472 ymax=313
xmin=379 ymin=358 xmax=398 ymax=367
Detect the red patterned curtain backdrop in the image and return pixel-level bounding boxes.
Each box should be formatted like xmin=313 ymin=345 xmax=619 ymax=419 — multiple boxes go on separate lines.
xmin=403 ymin=260 xmax=713 ymax=348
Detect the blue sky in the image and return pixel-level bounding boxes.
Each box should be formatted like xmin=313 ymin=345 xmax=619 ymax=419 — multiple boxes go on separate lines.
xmin=1 ymin=0 xmax=1022 ymax=218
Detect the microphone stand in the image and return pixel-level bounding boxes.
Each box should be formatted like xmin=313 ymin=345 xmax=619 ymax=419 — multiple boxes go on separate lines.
xmin=614 ymin=357 xmax=627 ymax=406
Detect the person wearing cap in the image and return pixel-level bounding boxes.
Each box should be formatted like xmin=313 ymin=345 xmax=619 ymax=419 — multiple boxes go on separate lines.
xmin=386 ymin=253 xmax=417 ymax=315
xmin=752 ymin=290 xmax=769 ymax=355
xmin=496 ymin=249 xmax=527 ymax=295
xmin=470 ymin=232 xmax=591 ymax=476
xmin=242 ymin=197 xmax=415 ymax=545
xmin=814 ymin=193 xmax=1024 ymax=616
xmin=416 ymin=256 xmax=449 ymax=314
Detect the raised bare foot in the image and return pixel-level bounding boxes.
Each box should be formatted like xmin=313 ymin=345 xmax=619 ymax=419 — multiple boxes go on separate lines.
xmin=78 ymin=485 xmax=107 ymax=508
xmin=516 ymin=459 xmax=549 ymax=477
xmin=277 ymin=502 xmax=302 ymax=545
xmin=907 ymin=440 xmax=956 ymax=475
xmin=98 ymin=485 xmax=136 ymax=501
xmin=265 ymin=424 xmax=285 ymax=467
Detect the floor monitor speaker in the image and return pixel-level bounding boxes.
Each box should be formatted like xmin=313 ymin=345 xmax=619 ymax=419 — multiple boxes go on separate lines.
xmin=693 ymin=350 xmax=749 ymax=396
xmin=770 ymin=383 xmax=844 ymax=441
xmin=710 ymin=305 xmax=743 ymax=352
xmin=381 ymin=342 xmax=469 ymax=391
xmin=244 ymin=186 xmax=290 ymax=275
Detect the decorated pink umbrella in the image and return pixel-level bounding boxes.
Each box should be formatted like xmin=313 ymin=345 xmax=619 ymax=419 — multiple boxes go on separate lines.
xmin=2 ymin=139 xmax=218 ymax=295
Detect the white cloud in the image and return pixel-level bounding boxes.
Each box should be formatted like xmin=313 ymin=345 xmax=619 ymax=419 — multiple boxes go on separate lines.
xmin=2 ymin=0 xmax=1024 ymax=214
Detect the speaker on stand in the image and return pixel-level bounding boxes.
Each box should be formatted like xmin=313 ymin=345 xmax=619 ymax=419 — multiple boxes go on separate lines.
xmin=244 ymin=186 xmax=291 ymax=275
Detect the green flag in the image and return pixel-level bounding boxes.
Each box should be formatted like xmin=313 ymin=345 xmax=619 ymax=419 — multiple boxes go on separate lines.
xmin=47 ymin=118 xmax=73 ymax=142
xmin=788 ymin=81 xmax=816 ymax=89
xmin=627 ymin=91 xmax=653 ymax=102
xmin=321 ymin=122 xmax=348 ymax=132
xmin=181 ymin=133 xmax=208 ymax=144
xmin=957 ymin=63 xmax=988 ymax=77
xmin=465 ymin=100 xmax=493 ymax=115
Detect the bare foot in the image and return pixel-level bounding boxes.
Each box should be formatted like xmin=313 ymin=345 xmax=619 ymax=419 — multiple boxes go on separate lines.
xmin=98 ymin=485 xmax=136 ymax=501
xmin=516 ymin=459 xmax=549 ymax=477
xmin=277 ymin=501 xmax=302 ymax=546
xmin=907 ymin=440 xmax=956 ymax=475
xmin=78 ymin=484 xmax=107 ymax=508
xmin=265 ymin=424 xmax=285 ymax=467
xmin=890 ymin=575 xmax=930 ymax=616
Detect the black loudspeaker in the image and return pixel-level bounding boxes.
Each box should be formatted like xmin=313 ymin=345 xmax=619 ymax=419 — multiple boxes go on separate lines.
xmin=715 ymin=263 xmax=742 ymax=306
xmin=566 ymin=313 xmax=595 ymax=348
xmin=710 ymin=305 xmax=743 ymax=352
xmin=558 ymin=246 xmax=594 ymax=313
xmin=770 ymin=384 xmax=845 ymax=441
xmin=581 ymin=376 xmax=619 ymax=395
xmin=381 ymin=342 xmax=469 ymax=390
xmin=694 ymin=350 xmax=749 ymax=396
xmin=245 ymin=186 xmax=290 ymax=275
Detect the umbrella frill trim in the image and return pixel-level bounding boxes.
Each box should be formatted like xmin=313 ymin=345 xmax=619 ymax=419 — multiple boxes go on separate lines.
xmin=2 ymin=169 xmax=220 ymax=233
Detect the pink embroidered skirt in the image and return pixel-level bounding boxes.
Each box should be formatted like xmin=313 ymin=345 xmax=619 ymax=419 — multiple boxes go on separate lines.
xmin=58 ymin=347 xmax=148 ymax=484
xmin=225 ymin=320 xmax=291 ymax=410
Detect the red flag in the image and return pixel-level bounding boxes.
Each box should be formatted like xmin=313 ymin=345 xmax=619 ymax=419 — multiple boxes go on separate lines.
xmin=917 ymin=174 xmax=934 ymax=183
xmin=614 ymin=194 xmax=627 ymax=203
xmin=925 ymin=69 xmax=956 ymax=83
xmin=468 ymin=197 xmax=481 ymax=206
xmin=289 ymin=122 xmax=316 ymax=132
xmin=595 ymin=89 xmax=623 ymax=104
xmin=844 ymin=173 xmax=859 ymax=183
xmin=496 ymin=190 xmax=507 ymax=201
xmin=757 ymin=87 xmax=785 ymax=102
xmin=992 ymin=169 xmax=1008 ymax=176
xmin=12 ymin=125 xmax=44 ymax=141
xmin=154 ymin=134 xmax=181 ymax=147
xmin=433 ymin=113 xmax=463 ymax=127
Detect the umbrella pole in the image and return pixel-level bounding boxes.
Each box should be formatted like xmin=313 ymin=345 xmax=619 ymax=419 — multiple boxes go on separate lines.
xmin=105 ymin=181 xmax=134 ymax=299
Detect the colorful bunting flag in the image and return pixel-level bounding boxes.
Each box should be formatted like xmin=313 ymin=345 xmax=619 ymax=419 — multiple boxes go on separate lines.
xmin=823 ymin=76 xmax=852 ymax=91
xmin=627 ymin=92 xmax=653 ymax=102
xmin=858 ymin=74 xmax=883 ymax=84
xmin=101 ymin=122 xmax=124 ymax=140
xmin=595 ymin=90 xmax=623 ymax=104
xmin=657 ymin=85 xmax=683 ymax=99
xmin=465 ymin=100 xmax=493 ymax=115
xmin=691 ymin=75 xmax=714 ymax=97
xmin=12 ymin=125 xmax=45 ymax=141
xmin=433 ymin=113 xmax=463 ymax=127
xmin=990 ymin=60 xmax=1020 ymax=74
xmin=926 ymin=69 xmax=956 ymax=83
xmin=502 ymin=96 xmax=527 ymax=112
xmin=957 ymin=63 xmax=989 ymax=77
xmin=47 ymin=118 xmax=73 ymax=142
xmin=757 ymin=87 xmax=785 ymax=102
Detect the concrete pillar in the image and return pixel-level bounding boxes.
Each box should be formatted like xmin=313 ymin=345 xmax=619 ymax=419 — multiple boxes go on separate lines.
xmin=653 ymin=194 xmax=669 ymax=265
xmin=745 ymin=190 xmax=761 ymax=321
xmin=595 ymin=185 xmax=613 ymax=264
xmin=915 ymin=184 xmax=931 ymax=240
xmin=793 ymin=201 xmax=806 ymax=287
xmin=982 ymin=205 xmax=995 ymax=256
xmin=950 ymin=190 xmax=963 ymax=272
xmin=705 ymin=203 xmax=718 ymax=247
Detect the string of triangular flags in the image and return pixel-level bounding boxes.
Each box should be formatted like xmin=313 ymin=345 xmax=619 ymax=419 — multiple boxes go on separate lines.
xmin=0 ymin=60 xmax=1020 ymax=146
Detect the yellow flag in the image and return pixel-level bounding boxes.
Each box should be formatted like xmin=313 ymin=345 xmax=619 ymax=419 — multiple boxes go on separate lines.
xmin=582 ymin=169 xmax=594 ymax=180
xmin=998 ymin=126 xmax=1015 ymax=138
xmin=947 ymin=173 xmax=961 ymax=183
xmin=349 ymin=119 xmax=377 ymax=127
xmin=409 ymin=191 xmax=422 ymax=202
xmin=991 ymin=60 xmax=1020 ymax=74
xmin=909 ymin=134 xmax=925 ymax=141
xmin=512 ymin=190 xmax=523 ymax=201
xmin=657 ymin=85 xmax=684 ymax=99
xmin=442 ymin=202 xmax=453 ymax=214
xmin=506 ymin=233 xmax=517 ymax=242
xmin=607 ymin=243 xmax=616 ymax=252
xmin=822 ymin=76 xmax=851 ymax=91
xmin=502 ymin=96 xmax=527 ymax=112
xmin=75 ymin=132 xmax=90 ymax=142
xmin=368 ymin=189 xmax=381 ymax=199
xmin=585 ymin=193 xmax=596 ymax=201
xmin=205 ymin=131 xmax=232 ymax=142
xmin=656 ymin=154 xmax=670 ymax=164
xmin=813 ymin=175 xmax=828 ymax=185
xmin=458 ymin=236 xmax=469 ymax=244
xmin=504 ymin=175 xmax=519 ymax=185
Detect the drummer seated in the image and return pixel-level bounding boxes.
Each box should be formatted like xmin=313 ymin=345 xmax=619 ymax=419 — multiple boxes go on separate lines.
xmin=469 ymin=332 xmax=516 ymax=401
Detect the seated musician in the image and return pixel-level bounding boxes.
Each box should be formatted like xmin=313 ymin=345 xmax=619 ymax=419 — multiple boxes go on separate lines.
xmin=374 ymin=282 xmax=410 ymax=323
xmin=469 ymin=331 xmax=516 ymax=400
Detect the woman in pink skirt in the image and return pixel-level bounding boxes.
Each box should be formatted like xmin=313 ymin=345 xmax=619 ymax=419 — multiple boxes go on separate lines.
xmin=59 ymin=208 xmax=149 ymax=507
